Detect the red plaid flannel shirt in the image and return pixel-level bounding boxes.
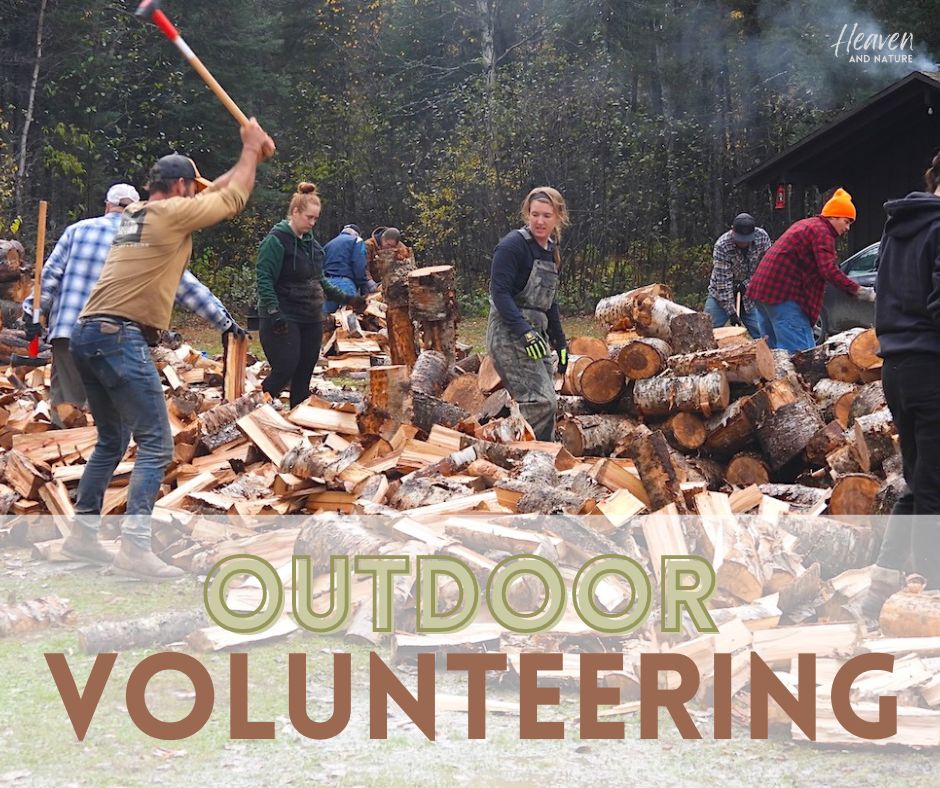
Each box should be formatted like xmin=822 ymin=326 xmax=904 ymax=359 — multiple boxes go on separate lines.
xmin=746 ymin=216 xmax=859 ymax=322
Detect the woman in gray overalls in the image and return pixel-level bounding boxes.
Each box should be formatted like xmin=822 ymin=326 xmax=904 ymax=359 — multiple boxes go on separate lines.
xmin=486 ymin=187 xmax=569 ymax=441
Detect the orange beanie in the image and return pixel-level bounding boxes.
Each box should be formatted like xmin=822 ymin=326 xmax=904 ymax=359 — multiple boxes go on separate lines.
xmin=821 ymin=188 xmax=856 ymax=220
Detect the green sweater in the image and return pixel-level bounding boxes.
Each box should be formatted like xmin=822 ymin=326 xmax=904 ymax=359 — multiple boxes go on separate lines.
xmin=255 ymin=219 xmax=348 ymax=313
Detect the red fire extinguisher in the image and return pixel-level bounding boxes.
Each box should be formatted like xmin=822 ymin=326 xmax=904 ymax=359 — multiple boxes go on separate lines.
xmin=774 ymin=184 xmax=786 ymax=210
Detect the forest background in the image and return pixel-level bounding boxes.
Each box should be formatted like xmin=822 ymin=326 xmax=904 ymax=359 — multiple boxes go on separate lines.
xmin=1 ymin=0 xmax=937 ymax=318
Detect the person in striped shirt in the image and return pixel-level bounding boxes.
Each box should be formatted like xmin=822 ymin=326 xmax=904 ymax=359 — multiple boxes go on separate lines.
xmin=23 ymin=183 xmax=246 ymax=426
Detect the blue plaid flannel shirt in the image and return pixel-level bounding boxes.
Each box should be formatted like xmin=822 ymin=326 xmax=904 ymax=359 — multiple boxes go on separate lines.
xmin=707 ymin=227 xmax=771 ymax=315
xmin=23 ymin=211 xmax=234 ymax=339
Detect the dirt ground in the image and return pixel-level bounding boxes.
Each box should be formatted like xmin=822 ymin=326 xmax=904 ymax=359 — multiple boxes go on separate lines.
xmin=2 ymin=548 xmax=939 ymax=787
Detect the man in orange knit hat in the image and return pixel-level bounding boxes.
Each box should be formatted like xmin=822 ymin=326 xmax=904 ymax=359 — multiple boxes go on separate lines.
xmin=747 ymin=187 xmax=875 ymax=352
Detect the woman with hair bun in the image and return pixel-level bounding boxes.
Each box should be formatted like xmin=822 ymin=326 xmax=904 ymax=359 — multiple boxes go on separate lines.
xmin=256 ymin=182 xmax=363 ymax=408
xmin=485 ymin=187 xmax=569 ymax=441
xmin=861 ymin=150 xmax=940 ymax=616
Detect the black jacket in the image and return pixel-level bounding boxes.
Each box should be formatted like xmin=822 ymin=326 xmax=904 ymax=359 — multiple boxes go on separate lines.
xmin=875 ymin=192 xmax=940 ymax=357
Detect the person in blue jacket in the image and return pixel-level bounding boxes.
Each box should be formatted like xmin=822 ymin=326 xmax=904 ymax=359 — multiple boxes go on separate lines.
xmin=322 ymin=224 xmax=377 ymax=313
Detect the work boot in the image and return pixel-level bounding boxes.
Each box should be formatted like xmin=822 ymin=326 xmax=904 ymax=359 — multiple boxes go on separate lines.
xmin=859 ymin=565 xmax=905 ymax=621
xmin=112 ymin=540 xmax=185 ymax=581
xmin=61 ymin=525 xmax=114 ymax=565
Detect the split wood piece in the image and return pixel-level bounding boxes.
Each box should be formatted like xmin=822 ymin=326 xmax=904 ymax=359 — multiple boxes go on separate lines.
xmin=756 ymin=484 xmax=830 ymax=512
xmin=3 ymin=449 xmax=52 ymax=499
xmin=12 ymin=425 xmax=98 ymax=464
xmin=295 ymin=514 xmax=401 ymax=571
xmin=692 ymin=490 xmax=735 ymax=564
xmin=847 ymin=327 xmax=882 ymax=370
xmin=78 ymin=608 xmax=208 ymax=654
xmin=791 ymin=328 xmax=866 ymax=387
xmin=703 ymin=394 xmax=757 ymax=455
xmin=281 ymin=443 xmax=362 ymax=487
xmin=777 ymin=561 xmax=823 ymax=618
xmin=728 ymin=484 xmax=763 ymax=513
xmin=236 ymin=404 xmax=305 ymax=466
xmin=568 ymin=336 xmax=609 ymax=360
xmin=405 ymin=445 xmax=478 ymax=482
xmin=669 ymin=312 xmax=718 ymax=354
xmin=0 ymin=595 xmax=75 ymax=637
xmin=359 ymin=364 xmax=412 ymax=438
xmin=465 ymin=458 xmax=509 ymax=485
xmin=681 ymin=455 xmax=724 ymax=491
xmin=812 ymin=378 xmax=858 ymax=425
xmin=411 ymin=350 xmax=450 ymax=397
xmin=718 ymin=517 xmax=765 ymax=603
xmin=852 ymin=408 xmax=897 ymax=472
xmin=666 ymin=338 xmax=774 ymax=384
xmin=578 ymin=358 xmax=625 ymax=406
xmin=847 ymin=380 xmax=886 ymax=426
xmin=411 ymin=390 xmax=469 ymax=435
xmin=881 ymin=587 xmax=940 ymax=638
xmin=640 ymin=504 xmax=686 ymax=581
xmin=742 ymin=376 xmax=826 ymax=470
xmin=799 ymin=701 xmax=940 ymax=748
xmin=596 ymin=488 xmax=647 ymax=530
xmin=454 ymin=353 xmax=482 ymax=375
xmin=289 ymin=402 xmax=360 ymax=435
xmin=614 ymin=337 xmax=671 ymax=380
xmin=752 ymin=622 xmax=861 ymax=663
xmin=557 ymin=414 xmax=636 ymax=457
xmin=169 ymin=388 xmax=201 ymax=421
xmin=777 ymin=514 xmax=876 ymax=580
xmin=187 ymin=615 xmax=299 ymax=652
xmin=442 ymin=517 xmax=556 ymax=557
xmin=594 ymin=283 xmax=673 ymax=331
xmin=713 ymin=325 xmax=751 ymax=347
xmin=154 ymin=471 xmax=218 ymax=511
xmin=589 ymin=458 xmax=651 ymax=506
xmin=198 ymin=390 xmax=267 ymax=435
xmin=628 ymin=426 xmax=688 ymax=512
xmin=658 ymin=412 xmax=706 ymax=452
xmin=38 ymin=479 xmax=74 ymax=521
xmin=561 ymin=355 xmax=593 ymax=396
xmin=54 ymin=402 xmax=87 ymax=429
xmin=633 ymin=371 xmax=729 ymax=418
xmin=222 ymin=332 xmax=248 ymax=402
xmin=829 ymin=472 xmax=881 ymax=515
xmin=724 ymin=453 xmax=770 ymax=487
xmin=875 ymin=455 xmax=906 ymax=516
xmin=442 ymin=374 xmax=485 ymax=414
xmin=161 ymin=363 xmax=183 ymax=391
xmin=477 ymin=355 xmax=503 ymax=394
xmin=478 ymin=388 xmax=511 ymax=422
xmin=826 ymin=443 xmax=863 ymax=478
xmin=805 ymin=421 xmax=849 ymax=467
xmin=408 ymin=265 xmax=458 ymax=366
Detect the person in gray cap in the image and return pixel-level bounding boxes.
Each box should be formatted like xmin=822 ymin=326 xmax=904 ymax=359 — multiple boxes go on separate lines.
xmin=704 ymin=212 xmax=771 ymax=339
xmin=61 ymin=119 xmax=274 ymax=580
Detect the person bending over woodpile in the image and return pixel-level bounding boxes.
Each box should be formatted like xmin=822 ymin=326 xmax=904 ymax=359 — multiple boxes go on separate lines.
xmin=22 ymin=183 xmax=246 ymax=428
xmin=255 ymin=183 xmax=365 ymax=409
xmin=747 ymin=188 xmax=875 ymax=353
xmin=62 ymin=119 xmax=274 ymax=581
xmin=365 ymin=226 xmax=418 ymax=367
xmin=860 ymin=150 xmax=940 ymax=617
xmin=322 ymin=223 xmax=377 ymax=314
xmin=486 ymin=187 xmax=569 ymax=442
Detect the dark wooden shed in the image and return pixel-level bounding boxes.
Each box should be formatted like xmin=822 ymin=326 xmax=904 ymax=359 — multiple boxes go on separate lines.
xmin=736 ymin=71 xmax=940 ymax=253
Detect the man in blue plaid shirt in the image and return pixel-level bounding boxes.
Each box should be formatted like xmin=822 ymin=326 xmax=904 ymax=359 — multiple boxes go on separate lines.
xmin=23 ymin=183 xmax=245 ymax=425
xmin=703 ymin=213 xmax=771 ymax=339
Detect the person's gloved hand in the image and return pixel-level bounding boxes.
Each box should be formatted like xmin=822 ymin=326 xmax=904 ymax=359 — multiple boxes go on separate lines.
xmin=347 ymin=295 xmax=367 ymax=313
xmin=855 ymin=286 xmax=876 ymax=302
xmin=23 ymin=318 xmax=43 ymax=341
xmin=733 ymin=281 xmax=748 ymax=297
xmin=557 ymin=346 xmax=569 ymax=374
xmin=727 ymin=311 xmax=743 ymax=327
xmin=222 ymin=321 xmax=249 ymax=346
xmin=522 ymin=330 xmax=549 ymax=360
xmin=267 ymin=309 xmax=289 ymax=335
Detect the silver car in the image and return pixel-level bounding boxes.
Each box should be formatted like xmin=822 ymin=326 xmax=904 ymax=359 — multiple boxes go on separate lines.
xmin=815 ymin=242 xmax=879 ymax=342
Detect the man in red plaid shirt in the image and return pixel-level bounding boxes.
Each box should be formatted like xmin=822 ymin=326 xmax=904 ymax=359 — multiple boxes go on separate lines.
xmin=747 ymin=188 xmax=876 ymax=352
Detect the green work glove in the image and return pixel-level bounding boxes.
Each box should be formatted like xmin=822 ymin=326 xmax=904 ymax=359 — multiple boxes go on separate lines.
xmin=523 ymin=330 xmax=550 ymax=360
xmin=557 ymin=346 xmax=569 ymax=374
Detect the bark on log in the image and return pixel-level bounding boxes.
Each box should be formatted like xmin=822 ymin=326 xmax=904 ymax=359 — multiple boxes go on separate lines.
xmin=805 ymin=421 xmax=849 ymax=467
xmin=724 ymin=453 xmax=771 ymax=487
xmin=634 ymin=295 xmax=695 ymax=341
xmin=594 ymin=284 xmax=673 ymax=331
xmin=579 ymin=359 xmax=625 ymax=405
xmin=197 ymin=390 xmax=267 ymax=434
xmin=408 ymin=266 xmax=458 ymax=365
xmin=615 ymin=337 xmax=671 ymax=380
xmin=411 ymin=390 xmax=469 ymax=434
xmin=280 ymin=443 xmax=362 ymax=486
xmin=557 ymin=414 xmax=637 ymax=457
xmin=777 ymin=515 xmax=878 ymax=580
xmin=625 ymin=425 xmax=688 ymax=512
xmin=658 ymin=412 xmax=706 ymax=451
xmin=848 ymin=381 xmax=886 ymax=426
xmin=387 ymin=304 xmax=419 ymax=368
xmin=828 ymin=473 xmax=882 ymax=515
xmin=758 ymin=484 xmax=831 ymax=511
xmin=556 ymin=394 xmax=605 ymax=418
xmin=633 ymin=371 xmax=730 ymax=418
xmin=561 ymin=355 xmax=593 ymax=396
xmin=667 ymin=338 xmax=774 ymax=384
xmin=479 ymin=388 xmax=512 ymax=421
xmin=742 ymin=376 xmax=826 ymax=470
xmin=771 ymin=349 xmax=798 ymax=380
xmin=360 ymin=365 xmax=412 ymax=437
xmin=852 ymin=408 xmax=897 ymax=473
xmin=826 ymin=443 xmax=863 ymax=478
xmin=791 ymin=328 xmax=865 ymax=387
xmin=669 ymin=312 xmax=718 ymax=354
xmin=78 ymin=609 xmax=208 ymax=654
xmin=880 ymin=589 xmax=940 ymax=638
xmin=411 ymin=350 xmax=450 ymax=397
xmin=703 ymin=394 xmax=758 ymax=455
xmin=812 ymin=379 xmax=859 ymax=423
xmin=295 ymin=514 xmax=401 ymax=571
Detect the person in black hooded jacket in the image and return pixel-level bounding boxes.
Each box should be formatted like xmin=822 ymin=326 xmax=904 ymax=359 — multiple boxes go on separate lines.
xmin=861 ymin=150 xmax=940 ymax=616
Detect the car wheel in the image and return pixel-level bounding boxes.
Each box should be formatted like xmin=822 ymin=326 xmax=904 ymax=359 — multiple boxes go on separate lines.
xmin=813 ymin=311 xmax=829 ymax=344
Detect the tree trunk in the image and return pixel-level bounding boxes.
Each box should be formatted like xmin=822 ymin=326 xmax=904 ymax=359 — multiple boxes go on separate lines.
xmin=408 ymin=266 xmax=458 ymax=366
xmin=633 ymin=371 xmax=730 ymax=417
xmin=658 ymin=411 xmax=706 ymax=451
xmin=742 ymin=376 xmax=826 ymax=470
xmin=828 ymin=473 xmax=882 ymax=515
xmin=557 ymin=414 xmax=637 ymax=458
xmin=594 ymin=284 xmax=672 ymax=331
xmin=724 ymin=453 xmax=771 ymax=487
xmin=805 ymin=421 xmax=849 ymax=467
xmin=777 ymin=515 xmax=878 ymax=580
xmin=848 ymin=381 xmax=886 ymax=426
xmin=78 ymin=609 xmax=208 ymax=654
xmin=792 ymin=328 xmax=866 ymax=387
xmin=703 ymin=393 xmax=758 ymax=455
xmin=411 ymin=350 xmax=450 ymax=397
xmin=667 ymin=339 xmax=775 ymax=384
xmin=411 ymin=390 xmax=469 ymax=434
xmin=852 ymin=409 xmax=897 ymax=473
xmin=14 ymin=0 xmax=48 ymax=219
xmin=615 ymin=337 xmax=671 ymax=380
xmin=812 ymin=378 xmax=858 ymax=423
xmin=669 ymin=312 xmax=717 ymax=354
xmin=848 ymin=328 xmax=882 ymax=371
xmin=578 ymin=358 xmax=625 ymax=405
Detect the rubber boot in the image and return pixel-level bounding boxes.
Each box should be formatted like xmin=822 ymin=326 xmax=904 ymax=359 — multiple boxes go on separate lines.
xmin=61 ymin=524 xmax=114 ymax=565
xmin=860 ymin=565 xmax=905 ymax=621
xmin=112 ymin=540 xmax=185 ymax=581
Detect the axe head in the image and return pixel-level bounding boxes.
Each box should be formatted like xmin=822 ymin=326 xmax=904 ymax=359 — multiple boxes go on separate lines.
xmin=135 ymin=0 xmax=162 ymax=19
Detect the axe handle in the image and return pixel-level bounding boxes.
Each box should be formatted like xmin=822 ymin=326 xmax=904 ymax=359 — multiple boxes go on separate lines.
xmin=735 ymin=290 xmax=742 ymax=317
xmin=151 ymin=10 xmax=250 ymax=128
xmin=32 ymin=200 xmax=47 ymax=324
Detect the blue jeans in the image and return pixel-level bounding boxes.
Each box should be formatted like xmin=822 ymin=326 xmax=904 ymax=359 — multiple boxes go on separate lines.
xmin=703 ymin=295 xmax=761 ymax=339
xmin=71 ymin=318 xmax=174 ymax=544
xmin=754 ymin=300 xmax=815 ymax=353
xmin=323 ymin=276 xmax=356 ymax=314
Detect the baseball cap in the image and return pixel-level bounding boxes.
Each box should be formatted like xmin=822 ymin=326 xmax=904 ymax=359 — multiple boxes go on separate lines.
xmin=343 ymin=224 xmax=362 ymax=236
xmin=105 ymin=183 xmax=140 ymax=206
xmin=731 ymin=213 xmax=756 ymax=243
xmin=147 ymin=154 xmax=212 ymax=192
